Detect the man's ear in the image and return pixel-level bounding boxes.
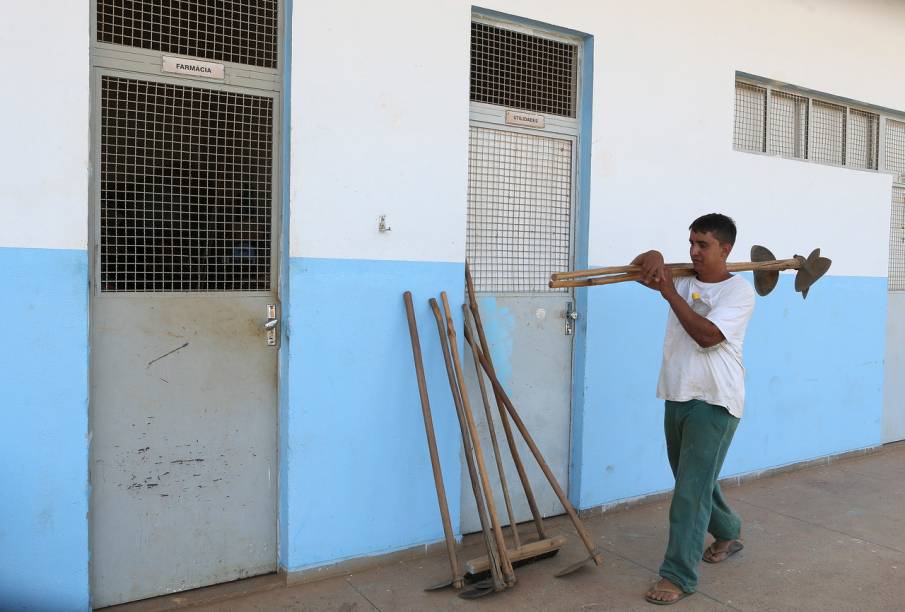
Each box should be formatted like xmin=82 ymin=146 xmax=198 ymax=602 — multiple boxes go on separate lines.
xmin=721 ymin=242 xmax=732 ymax=260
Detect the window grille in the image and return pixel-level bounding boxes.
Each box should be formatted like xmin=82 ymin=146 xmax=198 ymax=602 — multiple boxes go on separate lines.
xmin=99 ymin=76 xmax=274 ymax=293
xmin=735 ymin=78 xmax=905 ymax=289
xmin=847 ymin=109 xmax=879 ymax=170
xmin=735 ymin=78 xmax=888 ymax=173
xmin=811 ymin=100 xmax=846 ymax=165
xmin=470 ymin=21 xmax=577 ymax=118
xmin=769 ymin=90 xmax=808 ymax=159
xmin=887 ymin=119 xmax=905 ymax=183
xmin=466 ymin=126 xmax=573 ymax=293
xmin=733 ymin=82 xmax=766 ymax=153
xmin=96 ymin=1 xmax=279 ymax=69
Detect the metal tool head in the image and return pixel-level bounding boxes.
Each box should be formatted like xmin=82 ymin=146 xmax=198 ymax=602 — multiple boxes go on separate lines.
xmin=457 ymin=579 xmax=498 ymax=599
xmin=424 ymin=577 xmax=464 ymax=592
xmin=794 ymin=248 xmax=832 ymax=299
xmin=554 ymin=555 xmax=593 ymax=577
xmin=751 ymin=245 xmax=780 ymax=297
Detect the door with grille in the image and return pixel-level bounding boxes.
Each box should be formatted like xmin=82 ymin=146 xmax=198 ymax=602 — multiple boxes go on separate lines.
xmin=460 ymin=18 xmax=581 ymax=533
xmin=89 ymin=3 xmax=282 ymax=607
xmin=884 ymin=119 xmax=905 ymax=443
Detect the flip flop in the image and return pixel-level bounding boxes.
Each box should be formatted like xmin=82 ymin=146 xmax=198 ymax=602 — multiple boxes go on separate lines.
xmin=644 ymin=586 xmax=692 ymax=606
xmin=702 ymin=539 xmax=744 ymax=564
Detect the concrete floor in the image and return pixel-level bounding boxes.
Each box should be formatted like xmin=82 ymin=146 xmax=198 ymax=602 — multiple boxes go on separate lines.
xmin=110 ymin=442 xmax=905 ymax=611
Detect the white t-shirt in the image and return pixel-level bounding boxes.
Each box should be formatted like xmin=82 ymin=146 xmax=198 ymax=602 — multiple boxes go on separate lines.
xmin=656 ymin=274 xmax=756 ymax=418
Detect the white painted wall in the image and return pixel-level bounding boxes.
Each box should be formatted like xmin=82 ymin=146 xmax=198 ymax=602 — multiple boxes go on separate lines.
xmin=289 ymin=0 xmax=471 ymax=262
xmin=481 ymin=0 xmax=902 ymax=276
xmin=0 ymin=1 xmax=89 ymax=251
xmin=289 ymin=0 xmax=904 ymax=273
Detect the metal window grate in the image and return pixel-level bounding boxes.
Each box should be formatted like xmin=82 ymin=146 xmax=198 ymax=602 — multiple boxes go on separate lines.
xmin=769 ymin=90 xmax=808 ymax=159
xmin=890 ymin=185 xmax=905 ymax=291
xmin=734 ymin=82 xmax=766 ymax=152
xmin=470 ymin=21 xmax=577 ymax=118
xmin=467 ymin=126 xmax=572 ymax=293
xmin=97 ymin=1 xmax=278 ymax=69
xmin=811 ymin=100 xmax=846 ymax=165
xmin=847 ymin=109 xmax=879 ymax=170
xmin=887 ymin=119 xmax=905 ymax=183
xmin=100 ymin=76 xmax=273 ymax=293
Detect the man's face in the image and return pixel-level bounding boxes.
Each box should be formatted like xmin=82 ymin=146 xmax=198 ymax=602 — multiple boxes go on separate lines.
xmin=689 ymin=230 xmax=731 ymax=275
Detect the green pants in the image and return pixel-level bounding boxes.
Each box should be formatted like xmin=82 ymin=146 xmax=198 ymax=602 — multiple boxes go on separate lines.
xmin=659 ymin=399 xmax=741 ymax=593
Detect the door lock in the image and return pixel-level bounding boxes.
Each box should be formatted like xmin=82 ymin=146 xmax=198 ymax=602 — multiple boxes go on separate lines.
xmin=565 ymin=301 xmax=579 ymax=336
xmin=264 ymin=304 xmax=279 ymax=346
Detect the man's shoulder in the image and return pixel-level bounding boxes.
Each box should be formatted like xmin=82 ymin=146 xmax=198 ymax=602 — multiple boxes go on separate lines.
xmin=728 ymin=274 xmax=755 ymax=292
xmin=724 ymin=274 xmax=756 ymax=304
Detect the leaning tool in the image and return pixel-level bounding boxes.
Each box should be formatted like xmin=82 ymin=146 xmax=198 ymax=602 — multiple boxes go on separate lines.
xmin=464 ymin=535 xmax=568 ymax=576
xmin=457 ymin=305 xmax=571 ymax=574
xmin=403 ymin=292 xmax=463 ymax=591
xmin=549 ymin=245 xmax=832 ymax=299
xmin=461 ymin=302 xmax=521 ymax=550
xmin=461 ymin=322 xmax=605 ymax=577
xmin=429 ymin=298 xmax=506 ymax=599
xmin=465 ymin=263 xmax=549 ymax=541
xmin=440 ymin=292 xmax=516 ymax=588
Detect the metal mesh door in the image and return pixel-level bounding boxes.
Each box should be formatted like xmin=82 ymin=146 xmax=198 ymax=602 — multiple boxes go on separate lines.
xmin=466 ymin=126 xmax=573 ymax=293
xmin=891 ymin=186 xmax=905 ymax=291
xmin=99 ymin=75 xmax=274 ymax=293
xmin=888 ymin=119 xmax=905 ymax=291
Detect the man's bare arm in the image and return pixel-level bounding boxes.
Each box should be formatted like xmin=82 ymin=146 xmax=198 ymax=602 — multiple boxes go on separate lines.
xmin=655 ymin=268 xmax=725 ymax=348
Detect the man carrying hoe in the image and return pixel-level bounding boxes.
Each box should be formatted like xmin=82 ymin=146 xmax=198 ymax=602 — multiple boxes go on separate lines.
xmin=633 ymin=213 xmax=756 ymax=605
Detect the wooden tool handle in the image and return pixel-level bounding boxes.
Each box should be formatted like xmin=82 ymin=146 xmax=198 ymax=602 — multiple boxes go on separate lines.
xmin=552 ymin=262 xmax=689 ymax=281
xmin=403 ymin=292 xmax=462 ymax=589
xmin=465 ymin=535 xmax=567 ymax=575
xmin=463 ymin=303 xmax=521 ymax=549
xmin=429 ymin=298 xmax=506 ymax=591
xmin=441 ymin=292 xmax=516 ymax=586
xmin=549 ymin=258 xmax=802 ymax=288
xmin=466 ymin=262 xmax=548 ymax=541
xmin=463 ymin=323 xmax=603 ymax=567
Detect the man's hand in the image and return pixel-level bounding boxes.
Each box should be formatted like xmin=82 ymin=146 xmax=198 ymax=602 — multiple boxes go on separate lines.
xmin=631 ymin=250 xmax=666 ymax=286
xmin=654 ymin=266 xmax=678 ymax=300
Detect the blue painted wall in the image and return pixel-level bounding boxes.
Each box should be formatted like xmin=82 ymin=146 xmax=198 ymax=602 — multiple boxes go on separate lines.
xmin=572 ymin=273 xmax=886 ymax=508
xmin=0 ymin=248 xmax=89 ymax=611
xmin=281 ymin=257 xmax=466 ymax=570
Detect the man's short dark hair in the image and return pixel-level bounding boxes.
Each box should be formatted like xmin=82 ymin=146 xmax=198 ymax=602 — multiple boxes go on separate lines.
xmin=690 ymin=213 xmax=737 ymax=246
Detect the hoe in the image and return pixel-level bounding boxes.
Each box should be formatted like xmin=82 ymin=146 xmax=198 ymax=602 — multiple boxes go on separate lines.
xmin=549 ymin=246 xmax=832 ymax=299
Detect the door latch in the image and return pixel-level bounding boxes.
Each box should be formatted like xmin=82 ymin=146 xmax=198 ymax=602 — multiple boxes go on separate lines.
xmin=565 ymin=301 xmax=579 ymax=336
xmin=265 ymin=304 xmax=279 ymax=346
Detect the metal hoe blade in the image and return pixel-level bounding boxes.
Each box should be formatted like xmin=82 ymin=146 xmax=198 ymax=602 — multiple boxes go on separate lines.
xmin=458 ymin=579 xmax=498 ymax=599
xmin=554 ymin=555 xmax=595 ymax=578
xmin=751 ymin=245 xmax=779 ymax=297
xmin=426 ymin=564 xmax=496 ymax=594
xmin=794 ymin=248 xmax=832 ymax=299
xmin=424 ymin=577 xmax=463 ymax=592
